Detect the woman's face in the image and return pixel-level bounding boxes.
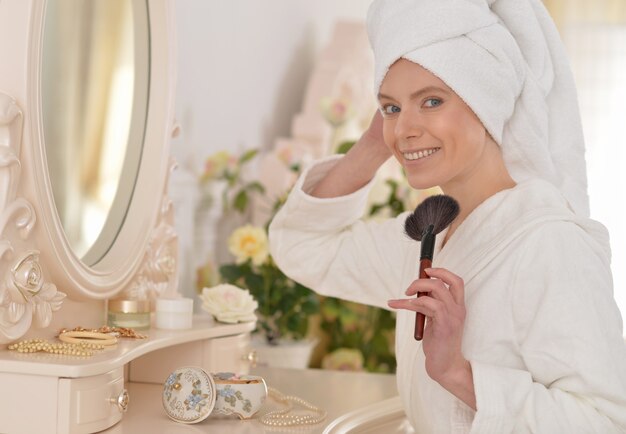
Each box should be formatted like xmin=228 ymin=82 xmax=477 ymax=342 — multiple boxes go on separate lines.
xmin=377 ymin=59 xmax=493 ymax=191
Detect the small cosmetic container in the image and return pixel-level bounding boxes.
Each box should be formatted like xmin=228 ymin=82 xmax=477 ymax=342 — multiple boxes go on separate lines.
xmin=107 ymin=299 xmax=152 ymax=330
xmin=155 ymin=297 xmax=194 ymax=330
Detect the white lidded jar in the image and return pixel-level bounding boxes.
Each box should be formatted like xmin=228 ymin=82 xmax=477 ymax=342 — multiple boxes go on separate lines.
xmin=155 ymin=297 xmax=194 ymax=330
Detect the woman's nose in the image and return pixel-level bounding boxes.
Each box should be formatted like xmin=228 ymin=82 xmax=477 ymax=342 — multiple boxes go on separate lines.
xmin=395 ymin=110 xmax=424 ymax=140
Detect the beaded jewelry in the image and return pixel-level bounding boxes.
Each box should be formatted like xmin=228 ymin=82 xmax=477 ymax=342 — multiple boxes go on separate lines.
xmin=8 ymin=338 xmax=105 ymax=357
xmin=259 ymin=387 xmax=327 ymax=427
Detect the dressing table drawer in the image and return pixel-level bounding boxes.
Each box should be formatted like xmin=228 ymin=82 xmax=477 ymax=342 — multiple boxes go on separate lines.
xmin=0 ymin=368 xmax=125 ymax=434
xmin=57 ymin=367 xmax=126 ymax=434
xmin=129 ymin=332 xmax=252 ymax=384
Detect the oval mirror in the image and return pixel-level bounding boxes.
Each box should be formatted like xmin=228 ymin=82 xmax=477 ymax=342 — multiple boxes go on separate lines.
xmin=40 ymin=0 xmax=150 ymax=266
xmin=26 ymin=0 xmax=176 ymax=300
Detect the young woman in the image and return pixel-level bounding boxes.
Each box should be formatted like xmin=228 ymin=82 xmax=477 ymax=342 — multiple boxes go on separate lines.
xmin=269 ymin=0 xmax=626 ymax=431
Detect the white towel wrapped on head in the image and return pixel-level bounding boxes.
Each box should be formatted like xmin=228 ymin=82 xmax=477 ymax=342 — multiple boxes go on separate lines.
xmin=367 ymin=0 xmax=589 ymax=217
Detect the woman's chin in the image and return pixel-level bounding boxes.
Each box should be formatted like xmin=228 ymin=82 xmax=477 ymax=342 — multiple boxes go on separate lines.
xmin=406 ymin=175 xmax=440 ymax=191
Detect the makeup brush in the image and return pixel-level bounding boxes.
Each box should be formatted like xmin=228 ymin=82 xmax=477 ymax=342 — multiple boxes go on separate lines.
xmin=404 ymin=195 xmax=460 ymax=341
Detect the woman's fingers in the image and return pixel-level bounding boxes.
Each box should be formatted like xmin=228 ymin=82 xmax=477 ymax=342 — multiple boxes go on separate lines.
xmin=424 ymin=268 xmax=465 ymax=306
xmin=387 ymin=295 xmax=444 ymax=320
xmin=405 ymin=278 xmax=451 ymax=303
xmin=405 ymin=278 xmax=432 ymax=296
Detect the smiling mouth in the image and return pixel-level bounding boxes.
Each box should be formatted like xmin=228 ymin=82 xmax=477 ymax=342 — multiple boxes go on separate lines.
xmin=402 ymin=148 xmax=441 ymax=161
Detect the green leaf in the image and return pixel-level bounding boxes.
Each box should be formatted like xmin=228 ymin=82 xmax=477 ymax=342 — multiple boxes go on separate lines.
xmin=243 ymin=273 xmax=264 ymax=294
xmin=270 ymin=288 xmax=283 ymax=305
xmin=369 ymin=203 xmax=387 ymax=216
xmin=385 ymin=179 xmax=399 ymax=190
xmin=338 ymin=308 xmax=359 ymax=327
xmin=321 ymin=301 xmax=340 ymax=320
xmin=233 ymin=190 xmax=249 ymax=213
xmin=239 ymin=149 xmax=259 ymax=164
xmin=301 ymin=299 xmax=319 ymax=314
xmin=219 ymin=264 xmax=245 ymax=282
xmin=286 ymin=314 xmax=306 ymax=338
xmin=336 ymin=141 xmax=356 ymax=154
xmin=246 ymin=181 xmax=266 ymax=194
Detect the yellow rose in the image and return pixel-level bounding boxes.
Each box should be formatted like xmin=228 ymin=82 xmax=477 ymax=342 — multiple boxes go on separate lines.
xmin=228 ymin=225 xmax=269 ymax=266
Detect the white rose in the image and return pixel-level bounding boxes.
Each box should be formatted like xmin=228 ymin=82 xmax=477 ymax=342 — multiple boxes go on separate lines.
xmin=200 ymin=284 xmax=258 ymax=324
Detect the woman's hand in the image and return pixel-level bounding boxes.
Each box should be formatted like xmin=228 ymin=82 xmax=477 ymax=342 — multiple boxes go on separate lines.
xmin=359 ymin=110 xmax=391 ymax=158
xmin=310 ymin=110 xmax=390 ymax=198
xmin=387 ymin=267 xmax=476 ymax=409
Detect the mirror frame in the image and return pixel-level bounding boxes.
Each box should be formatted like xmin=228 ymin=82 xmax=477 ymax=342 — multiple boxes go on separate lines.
xmin=0 ymin=0 xmax=178 ymax=342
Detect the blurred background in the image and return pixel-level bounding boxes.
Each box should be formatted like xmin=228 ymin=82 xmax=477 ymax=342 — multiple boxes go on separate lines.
xmin=169 ymin=0 xmax=626 ymax=371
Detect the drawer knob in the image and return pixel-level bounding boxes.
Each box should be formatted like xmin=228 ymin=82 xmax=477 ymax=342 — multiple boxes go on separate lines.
xmin=242 ymin=350 xmax=258 ymax=368
xmin=110 ymin=389 xmax=130 ymax=413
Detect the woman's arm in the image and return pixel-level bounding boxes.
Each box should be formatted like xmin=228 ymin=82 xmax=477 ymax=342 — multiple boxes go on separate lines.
xmin=268 ymin=113 xmax=413 ymax=308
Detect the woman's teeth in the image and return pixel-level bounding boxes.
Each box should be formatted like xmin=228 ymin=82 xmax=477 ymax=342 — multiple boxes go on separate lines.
xmin=403 ymin=148 xmax=440 ymax=161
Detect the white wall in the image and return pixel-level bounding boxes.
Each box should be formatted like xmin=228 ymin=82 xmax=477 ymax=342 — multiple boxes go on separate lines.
xmin=169 ymin=0 xmax=372 ymax=297
xmin=171 ymin=0 xmax=372 ymax=170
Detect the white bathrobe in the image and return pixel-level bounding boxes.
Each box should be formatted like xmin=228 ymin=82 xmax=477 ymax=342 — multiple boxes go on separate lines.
xmin=268 ymin=156 xmax=626 ymax=433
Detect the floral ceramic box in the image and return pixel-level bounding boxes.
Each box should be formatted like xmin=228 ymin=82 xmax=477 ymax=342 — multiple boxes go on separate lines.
xmin=162 ymin=367 xmax=267 ymax=423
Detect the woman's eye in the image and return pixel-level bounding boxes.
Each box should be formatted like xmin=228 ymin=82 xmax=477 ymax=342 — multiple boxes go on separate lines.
xmin=424 ymin=98 xmax=442 ymax=108
xmin=381 ymin=104 xmax=400 ymax=115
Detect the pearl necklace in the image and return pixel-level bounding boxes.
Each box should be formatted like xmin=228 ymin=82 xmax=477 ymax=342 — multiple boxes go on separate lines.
xmin=260 ymin=387 xmax=327 ymax=427
xmin=8 ymin=338 xmax=105 ymax=356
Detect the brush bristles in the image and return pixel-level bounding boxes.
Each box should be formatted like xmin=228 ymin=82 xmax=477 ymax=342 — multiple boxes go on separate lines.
xmin=404 ymin=195 xmax=460 ymax=241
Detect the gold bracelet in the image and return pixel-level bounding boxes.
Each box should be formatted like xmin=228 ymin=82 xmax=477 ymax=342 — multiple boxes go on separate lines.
xmin=58 ymin=326 xmax=147 ymax=339
xmin=58 ymin=331 xmax=118 ymax=346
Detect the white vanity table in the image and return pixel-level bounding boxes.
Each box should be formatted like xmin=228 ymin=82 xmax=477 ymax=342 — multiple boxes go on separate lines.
xmin=0 ymin=316 xmax=256 ymax=433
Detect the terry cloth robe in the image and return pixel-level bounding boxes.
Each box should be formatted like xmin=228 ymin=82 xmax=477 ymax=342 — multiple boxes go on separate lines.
xmin=268 ymin=156 xmax=626 ymax=433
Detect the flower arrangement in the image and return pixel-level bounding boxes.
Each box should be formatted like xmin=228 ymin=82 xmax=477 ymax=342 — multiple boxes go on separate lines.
xmin=219 ymin=224 xmax=319 ymax=343
xmin=198 ymin=148 xmax=320 ymax=344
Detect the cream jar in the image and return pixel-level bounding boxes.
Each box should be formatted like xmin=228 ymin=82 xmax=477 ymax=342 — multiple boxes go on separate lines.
xmin=155 ymin=297 xmax=193 ymax=330
xmin=107 ymin=299 xmax=151 ymax=330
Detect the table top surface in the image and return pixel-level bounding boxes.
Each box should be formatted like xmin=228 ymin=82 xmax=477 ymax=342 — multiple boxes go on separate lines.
xmin=0 ymin=316 xmax=254 ymax=377
xmin=104 ymin=366 xmax=399 ymax=433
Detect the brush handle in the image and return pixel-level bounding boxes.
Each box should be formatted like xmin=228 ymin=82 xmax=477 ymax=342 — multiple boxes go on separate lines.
xmin=414 ymin=258 xmax=432 ymax=341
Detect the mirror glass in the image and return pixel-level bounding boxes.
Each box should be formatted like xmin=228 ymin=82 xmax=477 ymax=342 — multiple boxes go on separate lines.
xmin=41 ymin=0 xmax=150 ymax=265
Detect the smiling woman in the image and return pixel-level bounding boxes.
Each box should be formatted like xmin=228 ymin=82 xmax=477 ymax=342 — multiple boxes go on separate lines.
xmin=268 ymin=0 xmax=626 ymax=432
